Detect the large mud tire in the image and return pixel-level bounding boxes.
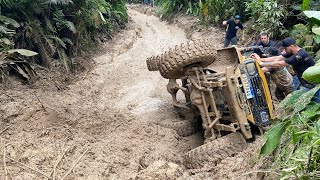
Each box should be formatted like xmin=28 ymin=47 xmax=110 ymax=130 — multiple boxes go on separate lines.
xmin=156 ymin=39 xmax=217 ymax=79
xmin=184 ymin=132 xmax=247 ymax=169
xmin=146 ymin=55 xmax=161 ymax=71
xmin=159 ymin=119 xmax=200 ymax=137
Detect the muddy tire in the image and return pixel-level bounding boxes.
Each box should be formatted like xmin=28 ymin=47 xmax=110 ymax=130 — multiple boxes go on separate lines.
xmin=159 ymin=119 xmax=200 ymax=137
xmin=156 ymin=39 xmax=217 ymax=79
xmin=146 ymin=55 xmax=161 ymax=71
xmin=184 ymin=132 xmax=247 ymax=169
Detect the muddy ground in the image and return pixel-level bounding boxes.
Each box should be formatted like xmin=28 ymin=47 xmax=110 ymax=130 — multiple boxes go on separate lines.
xmin=0 ymin=6 xmax=270 ymax=180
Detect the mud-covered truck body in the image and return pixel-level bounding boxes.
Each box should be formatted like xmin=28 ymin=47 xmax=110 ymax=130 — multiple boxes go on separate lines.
xmin=147 ymin=40 xmax=273 ymax=139
xmin=146 ymin=39 xmax=274 ymax=168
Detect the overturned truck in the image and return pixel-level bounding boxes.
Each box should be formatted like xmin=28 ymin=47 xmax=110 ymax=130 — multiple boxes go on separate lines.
xmin=146 ymin=39 xmax=274 ymax=168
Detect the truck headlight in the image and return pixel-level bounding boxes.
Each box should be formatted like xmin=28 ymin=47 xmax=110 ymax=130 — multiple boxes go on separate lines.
xmin=260 ymin=111 xmax=269 ymax=124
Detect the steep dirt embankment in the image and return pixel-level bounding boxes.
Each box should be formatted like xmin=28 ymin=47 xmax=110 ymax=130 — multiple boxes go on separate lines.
xmin=0 ymin=7 xmax=266 ymax=180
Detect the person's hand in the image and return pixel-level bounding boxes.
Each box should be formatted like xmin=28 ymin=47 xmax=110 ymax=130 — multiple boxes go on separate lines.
xmin=222 ymin=21 xmax=227 ymax=25
xmin=251 ymin=53 xmax=262 ymax=63
xmin=261 ymin=67 xmax=270 ymax=73
xmin=250 ymin=53 xmax=259 ymax=59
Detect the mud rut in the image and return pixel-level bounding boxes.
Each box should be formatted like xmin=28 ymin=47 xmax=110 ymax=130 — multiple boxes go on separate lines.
xmin=0 ymin=8 xmax=266 ymax=180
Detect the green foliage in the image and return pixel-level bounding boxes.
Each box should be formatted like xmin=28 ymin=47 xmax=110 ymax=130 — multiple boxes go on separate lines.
xmin=245 ymin=0 xmax=286 ymax=38
xmin=260 ymin=121 xmax=291 ymax=155
xmin=157 ymin=0 xmax=248 ymax=24
xmin=0 ymin=0 xmax=128 ymax=77
xmin=290 ymin=24 xmax=314 ymax=47
xmin=303 ymin=11 xmax=320 ymax=42
xmin=302 ymin=0 xmax=310 ymax=11
xmin=261 ymin=85 xmax=320 ymax=179
xmin=0 ymin=49 xmax=38 ymax=85
xmin=0 ymin=13 xmax=38 ymax=85
xmin=201 ymin=0 xmax=247 ymax=24
xmin=157 ymin=0 xmax=186 ymax=19
xmin=302 ymin=65 xmax=320 ymax=83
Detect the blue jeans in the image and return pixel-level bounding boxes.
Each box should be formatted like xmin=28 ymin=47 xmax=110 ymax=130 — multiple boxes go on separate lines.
xmin=292 ymin=75 xmax=300 ymax=90
xmin=224 ymin=36 xmax=237 ymax=47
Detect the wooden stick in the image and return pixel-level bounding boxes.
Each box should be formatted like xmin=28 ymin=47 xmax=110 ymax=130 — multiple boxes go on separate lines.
xmin=49 ymin=147 xmax=69 ymax=179
xmin=60 ymin=148 xmax=89 ymax=180
xmin=2 ymin=93 xmax=14 ymax=101
xmin=0 ymin=126 xmax=10 ymax=135
xmin=34 ymin=94 xmax=47 ymax=112
xmin=0 ymin=87 xmax=14 ymax=101
xmin=2 ymin=138 xmax=8 ymax=180
xmin=6 ymin=156 xmax=51 ymax=179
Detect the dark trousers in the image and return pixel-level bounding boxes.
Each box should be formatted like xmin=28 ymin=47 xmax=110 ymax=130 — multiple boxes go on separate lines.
xmin=224 ymin=36 xmax=237 ymax=47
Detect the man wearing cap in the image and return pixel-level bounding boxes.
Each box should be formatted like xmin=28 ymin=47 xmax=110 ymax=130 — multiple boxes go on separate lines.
xmin=222 ymin=15 xmax=244 ymax=47
xmin=252 ymin=37 xmax=319 ymax=102
xmin=255 ymin=33 xmax=295 ymax=99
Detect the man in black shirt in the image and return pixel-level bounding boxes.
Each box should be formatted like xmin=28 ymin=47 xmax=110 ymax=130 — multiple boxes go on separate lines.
xmin=257 ymin=32 xmax=275 ymax=48
xmin=255 ymin=33 xmax=295 ymax=99
xmin=223 ymin=15 xmax=244 ymax=47
xmin=252 ymin=37 xmax=319 ymax=102
xmin=253 ymin=37 xmax=315 ymax=87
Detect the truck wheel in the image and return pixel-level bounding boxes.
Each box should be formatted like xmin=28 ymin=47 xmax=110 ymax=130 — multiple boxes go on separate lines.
xmin=146 ymin=55 xmax=161 ymax=71
xmin=184 ymin=132 xmax=247 ymax=169
xmin=153 ymin=39 xmax=217 ymax=79
xmin=159 ymin=119 xmax=200 ymax=137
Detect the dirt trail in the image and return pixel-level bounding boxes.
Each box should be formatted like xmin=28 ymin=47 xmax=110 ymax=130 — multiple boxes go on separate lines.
xmin=0 ymin=7 xmax=264 ymax=180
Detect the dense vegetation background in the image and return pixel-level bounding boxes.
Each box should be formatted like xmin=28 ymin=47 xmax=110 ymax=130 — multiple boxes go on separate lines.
xmin=0 ymin=0 xmax=128 ymax=83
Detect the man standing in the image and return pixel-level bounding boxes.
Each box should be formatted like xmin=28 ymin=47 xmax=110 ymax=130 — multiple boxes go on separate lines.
xmin=222 ymin=15 xmax=244 ymax=47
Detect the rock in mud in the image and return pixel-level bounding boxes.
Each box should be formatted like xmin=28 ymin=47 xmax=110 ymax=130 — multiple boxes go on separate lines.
xmin=135 ymin=160 xmax=183 ymax=180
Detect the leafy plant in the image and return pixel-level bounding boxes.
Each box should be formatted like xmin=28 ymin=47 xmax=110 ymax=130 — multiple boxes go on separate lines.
xmin=0 ymin=0 xmax=128 ymax=77
xmin=260 ymin=85 xmax=320 ymax=179
xmin=245 ymin=0 xmax=286 ymax=38
xmin=0 ymin=12 xmax=38 ymax=85
xmin=157 ymin=0 xmax=248 ymax=24
xmin=304 ymin=11 xmax=320 ymax=43
xmin=0 ymin=49 xmax=38 ymax=86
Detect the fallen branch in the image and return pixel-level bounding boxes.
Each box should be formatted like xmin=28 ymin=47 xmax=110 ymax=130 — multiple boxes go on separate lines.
xmin=34 ymin=94 xmax=47 ymax=112
xmin=2 ymin=93 xmax=14 ymax=101
xmin=0 ymin=126 xmax=10 ymax=135
xmin=0 ymin=87 xmax=14 ymax=101
xmin=2 ymin=138 xmax=8 ymax=180
xmin=49 ymin=147 xmax=70 ymax=179
xmin=60 ymin=148 xmax=89 ymax=180
xmin=6 ymin=156 xmax=51 ymax=179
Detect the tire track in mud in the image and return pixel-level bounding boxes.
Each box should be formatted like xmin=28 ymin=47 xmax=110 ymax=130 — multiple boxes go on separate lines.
xmin=0 ymin=7 xmax=191 ymax=179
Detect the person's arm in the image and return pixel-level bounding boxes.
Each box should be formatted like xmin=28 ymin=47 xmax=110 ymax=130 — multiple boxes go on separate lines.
xmin=252 ymin=53 xmax=285 ymax=62
xmin=260 ymin=60 xmax=288 ymax=68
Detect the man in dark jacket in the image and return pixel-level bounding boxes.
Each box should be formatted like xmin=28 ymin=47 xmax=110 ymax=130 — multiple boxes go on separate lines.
xmin=222 ymin=15 xmax=244 ymax=47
